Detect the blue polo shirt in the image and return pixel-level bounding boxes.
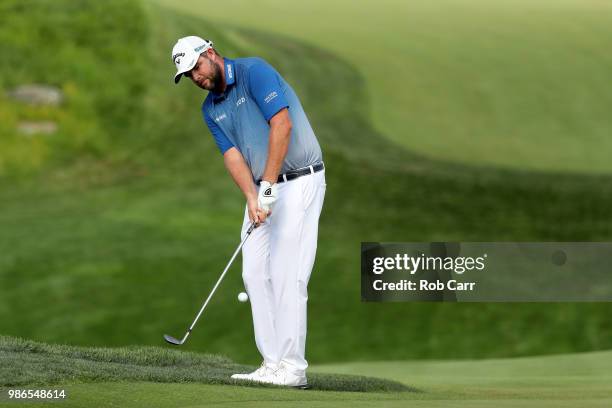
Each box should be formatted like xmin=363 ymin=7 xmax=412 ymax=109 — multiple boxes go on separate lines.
xmin=202 ymin=57 xmax=323 ymax=181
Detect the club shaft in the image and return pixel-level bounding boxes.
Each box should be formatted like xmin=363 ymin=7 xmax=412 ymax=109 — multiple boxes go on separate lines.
xmin=180 ymin=222 xmax=257 ymax=343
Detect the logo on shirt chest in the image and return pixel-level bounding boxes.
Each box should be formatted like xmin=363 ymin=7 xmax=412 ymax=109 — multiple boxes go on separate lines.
xmin=213 ymin=95 xmax=245 ymax=123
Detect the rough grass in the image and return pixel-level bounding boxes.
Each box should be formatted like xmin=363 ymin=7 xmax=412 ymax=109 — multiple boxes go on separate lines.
xmin=0 ymin=336 xmax=410 ymax=393
xmin=0 ymin=0 xmax=148 ymax=176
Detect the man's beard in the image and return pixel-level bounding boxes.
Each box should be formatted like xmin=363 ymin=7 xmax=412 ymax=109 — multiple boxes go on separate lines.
xmin=202 ymin=59 xmax=224 ymax=93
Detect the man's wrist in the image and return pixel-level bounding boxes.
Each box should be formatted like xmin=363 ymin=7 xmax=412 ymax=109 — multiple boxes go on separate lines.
xmin=246 ymin=186 xmax=258 ymax=202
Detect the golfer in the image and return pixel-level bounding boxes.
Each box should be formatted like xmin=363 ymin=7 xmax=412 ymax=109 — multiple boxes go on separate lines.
xmin=172 ymin=36 xmax=326 ymax=387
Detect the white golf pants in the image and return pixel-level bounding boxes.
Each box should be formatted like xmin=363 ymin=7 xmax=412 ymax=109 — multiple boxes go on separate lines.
xmin=240 ymin=168 xmax=326 ymax=375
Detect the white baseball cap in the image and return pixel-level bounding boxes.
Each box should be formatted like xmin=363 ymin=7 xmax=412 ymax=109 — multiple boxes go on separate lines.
xmin=171 ymin=36 xmax=214 ymax=84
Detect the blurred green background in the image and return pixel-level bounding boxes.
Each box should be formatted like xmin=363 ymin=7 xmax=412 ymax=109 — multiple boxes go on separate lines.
xmin=1 ymin=0 xmax=612 ymax=366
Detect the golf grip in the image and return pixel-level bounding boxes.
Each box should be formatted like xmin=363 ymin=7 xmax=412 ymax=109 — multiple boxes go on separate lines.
xmin=183 ymin=221 xmax=258 ymax=339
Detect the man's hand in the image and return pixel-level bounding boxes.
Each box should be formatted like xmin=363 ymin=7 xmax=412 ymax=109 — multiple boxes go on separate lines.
xmin=248 ymin=196 xmax=270 ymax=226
xmin=257 ymin=181 xmax=278 ymax=215
xmin=223 ymin=147 xmax=272 ymax=226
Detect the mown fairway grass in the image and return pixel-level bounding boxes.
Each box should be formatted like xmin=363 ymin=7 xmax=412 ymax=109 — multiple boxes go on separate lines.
xmin=1 ymin=0 xmax=612 ymax=373
xmin=315 ymin=350 xmax=612 ymax=401
xmin=157 ymin=0 xmax=612 ymax=174
xmin=3 ymin=382 xmax=610 ymax=408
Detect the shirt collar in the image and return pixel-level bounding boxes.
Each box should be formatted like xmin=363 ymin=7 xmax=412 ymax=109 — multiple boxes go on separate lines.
xmin=212 ymin=58 xmax=235 ymax=101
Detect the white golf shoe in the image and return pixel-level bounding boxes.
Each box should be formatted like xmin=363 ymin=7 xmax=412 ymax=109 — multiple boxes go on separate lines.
xmin=267 ymin=362 xmax=308 ymax=387
xmin=231 ymin=362 xmax=277 ymax=383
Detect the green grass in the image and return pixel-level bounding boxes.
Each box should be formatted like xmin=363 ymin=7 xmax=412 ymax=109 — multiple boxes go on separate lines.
xmin=0 ymin=0 xmax=148 ymax=176
xmin=156 ymin=0 xmax=612 ymax=174
xmin=0 ymin=336 xmax=610 ymax=407
xmin=4 ymin=382 xmax=610 ymax=408
xmin=0 ymin=336 xmax=408 ymax=392
xmin=1 ymin=0 xmax=612 ymax=367
xmin=315 ymin=351 xmax=612 ymax=400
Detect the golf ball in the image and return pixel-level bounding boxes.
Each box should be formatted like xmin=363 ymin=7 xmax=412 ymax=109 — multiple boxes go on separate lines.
xmin=238 ymin=292 xmax=249 ymax=302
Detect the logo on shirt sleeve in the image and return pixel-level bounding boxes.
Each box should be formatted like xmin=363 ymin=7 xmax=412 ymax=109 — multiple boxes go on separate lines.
xmin=264 ymin=91 xmax=278 ymax=104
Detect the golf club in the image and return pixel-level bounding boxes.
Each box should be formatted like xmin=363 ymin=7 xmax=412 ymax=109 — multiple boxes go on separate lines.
xmin=164 ymin=221 xmax=257 ymax=346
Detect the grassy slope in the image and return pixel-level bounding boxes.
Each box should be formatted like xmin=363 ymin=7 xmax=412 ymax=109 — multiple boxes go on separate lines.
xmin=0 ymin=0 xmax=148 ymax=176
xmin=1 ymin=0 xmax=612 ymax=367
xmin=157 ymin=0 xmax=612 ymax=174
xmin=0 ymin=336 xmax=610 ymax=407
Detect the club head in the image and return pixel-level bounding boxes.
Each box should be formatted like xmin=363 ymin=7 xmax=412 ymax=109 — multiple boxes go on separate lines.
xmin=163 ymin=334 xmax=183 ymax=345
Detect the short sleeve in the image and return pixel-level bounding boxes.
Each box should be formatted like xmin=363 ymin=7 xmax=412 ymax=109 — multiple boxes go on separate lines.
xmin=247 ymin=60 xmax=289 ymax=122
xmin=202 ymin=104 xmax=234 ymax=154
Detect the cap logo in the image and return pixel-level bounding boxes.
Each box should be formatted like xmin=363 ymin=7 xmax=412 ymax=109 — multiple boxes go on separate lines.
xmin=173 ymin=52 xmax=185 ymax=65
